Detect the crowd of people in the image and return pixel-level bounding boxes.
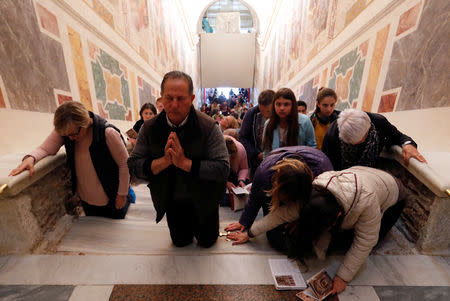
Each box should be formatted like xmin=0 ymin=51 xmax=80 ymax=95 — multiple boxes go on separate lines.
xmin=199 ymin=88 xmax=253 ymax=126
xmin=9 ymin=70 xmax=427 ymax=296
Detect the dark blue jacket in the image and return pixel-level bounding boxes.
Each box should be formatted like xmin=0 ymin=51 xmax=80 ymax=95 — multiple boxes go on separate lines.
xmin=238 ymin=146 xmax=333 ymax=228
xmin=239 ymin=105 xmax=264 ymax=176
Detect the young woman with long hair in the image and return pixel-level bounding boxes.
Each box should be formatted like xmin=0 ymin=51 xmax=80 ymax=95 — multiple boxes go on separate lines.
xmin=309 ymin=87 xmax=340 ymax=150
xmin=262 ymin=88 xmax=316 ymax=158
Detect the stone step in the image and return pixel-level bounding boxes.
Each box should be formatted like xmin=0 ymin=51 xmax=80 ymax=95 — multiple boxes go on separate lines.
xmin=0 ymin=254 xmax=449 ymax=287
xmin=56 ymin=215 xmax=276 ymax=256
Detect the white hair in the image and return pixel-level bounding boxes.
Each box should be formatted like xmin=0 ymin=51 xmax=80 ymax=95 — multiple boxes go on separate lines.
xmin=337 ymin=109 xmax=371 ymax=144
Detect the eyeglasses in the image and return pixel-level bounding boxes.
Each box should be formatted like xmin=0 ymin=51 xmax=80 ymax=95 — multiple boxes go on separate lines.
xmin=66 ymin=126 xmax=82 ymax=138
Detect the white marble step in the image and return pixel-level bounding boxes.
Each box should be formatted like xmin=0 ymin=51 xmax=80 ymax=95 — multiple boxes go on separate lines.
xmin=59 ymin=183 xmax=268 ymax=255
xmin=0 ymin=254 xmax=449 ymax=286
xmin=57 ymin=213 xmax=275 ymax=255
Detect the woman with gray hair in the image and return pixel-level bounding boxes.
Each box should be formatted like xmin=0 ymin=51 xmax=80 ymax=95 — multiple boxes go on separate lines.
xmin=322 ymin=109 xmax=426 ymax=170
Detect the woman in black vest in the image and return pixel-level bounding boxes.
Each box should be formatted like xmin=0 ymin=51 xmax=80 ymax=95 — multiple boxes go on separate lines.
xmin=9 ymin=102 xmax=132 ymax=219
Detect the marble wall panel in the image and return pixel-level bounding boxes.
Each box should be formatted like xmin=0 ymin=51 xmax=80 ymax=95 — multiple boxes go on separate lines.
xmin=298 ymin=78 xmax=319 ymax=109
xmin=0 ymin=86 xmax=5 ymax=108
xmin=129 ymin=71 xmax=139 ymax=120
xmin=378 ymin=92 xmax=398 ymax=113
xmin=104 ymin=70 xmax=124 ymax=105
xmin=396 ymin=1 xmax=422 ymax=36
xmin=89 ymin=42 xmax=132 ymax=120
xmin=36 ymin=3 xmax=59 ymax=37
xmin=328 ymin=43 xmax=367 ymax=110
xmin=362 ymin=25 xmax=390 ymax=111
xmin=57 ymin=94 xmax=73 ymax=105
xmin=68 ymin=27 xmax=93 ymax=111
xmin=97 ymin=102 xmax=108 ymax=119
xmin=138 ymin=77 xmax=154 ymax=107
xmin=383 ymin=0 xmax=450 ymax=110
xmin=0 ymin=0 xmax=70 ymax=112
xmin=0 ymin=285 xmax=74 ymax=301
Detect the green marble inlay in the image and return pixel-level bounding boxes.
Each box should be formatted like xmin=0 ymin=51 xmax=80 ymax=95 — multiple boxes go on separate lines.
xmin=91 ymin=60 xmax=106 ymax=105
xmin=99 ymin=49 xmax=122 ymax=76
xmin=121 ymin=75 xmax=130 ymax=108
xmin=349 ymin=57 xmax=365 ymax=104
xmin=105 ymin=101 xmax=126 ymax=120
xmin=335 ymin=48 xmax=358 ymax=75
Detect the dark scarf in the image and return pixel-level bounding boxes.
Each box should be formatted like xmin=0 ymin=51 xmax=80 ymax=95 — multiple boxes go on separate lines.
xmin=311 ymin=110 xmax=339 ymax=127
xmin=340 ymin=123 xmax=380 ymax=169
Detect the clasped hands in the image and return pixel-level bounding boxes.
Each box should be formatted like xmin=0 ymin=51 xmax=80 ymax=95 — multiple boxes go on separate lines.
xmin=163 ymin=131 xmax=191 ymax=172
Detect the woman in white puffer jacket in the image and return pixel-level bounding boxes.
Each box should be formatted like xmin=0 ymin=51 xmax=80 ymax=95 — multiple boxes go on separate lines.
xmin=290 ymin=166 xmax=406 ymax=295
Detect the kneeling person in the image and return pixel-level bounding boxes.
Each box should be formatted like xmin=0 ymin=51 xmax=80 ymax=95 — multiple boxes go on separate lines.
xmin=9 ymin=101 xmax=132 ymax=219
xmin=128 ymin=71 xmax=229 ymax=248
xmin=226 ymin=146 xmax=333 ymax=251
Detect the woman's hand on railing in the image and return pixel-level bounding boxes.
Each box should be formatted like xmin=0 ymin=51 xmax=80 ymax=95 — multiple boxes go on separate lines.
xmin=9 ymin=156 xmax=36 ymax=177
xmin=402 ymin=144 xmax=427 ymax=166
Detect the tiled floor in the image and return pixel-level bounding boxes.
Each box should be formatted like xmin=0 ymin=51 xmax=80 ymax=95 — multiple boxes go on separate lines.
xmin=0 ymin=185 xmax=448 ymax=301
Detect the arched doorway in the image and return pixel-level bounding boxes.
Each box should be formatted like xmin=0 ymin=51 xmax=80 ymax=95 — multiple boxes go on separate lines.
xmin=197 ymin=0 xmax=258 ymax=97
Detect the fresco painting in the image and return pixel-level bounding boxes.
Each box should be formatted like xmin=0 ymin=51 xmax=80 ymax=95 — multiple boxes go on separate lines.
xmin=345 ymin=0 xmax=374 ymax=27
xmin=131 ymin=0 xmax=149 ymax=32
xmin=263 ymin=0 xmax=377 ymax=90
xmin=286 ymin=0 xmax=448 ymax=114
xmin=92 ymin=0 xmax=114 ymax=28
xmin=90 ymin=42 xmax=131 ymax=120
xmin=309 ymin=0 xmax=330 ymax=38
xmin=328 ymin=0 xmax=338 ymax=38
xmin=84 ymin=0 xmax=197 ymax=83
